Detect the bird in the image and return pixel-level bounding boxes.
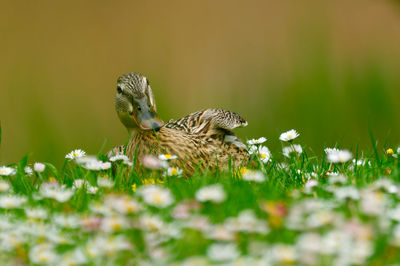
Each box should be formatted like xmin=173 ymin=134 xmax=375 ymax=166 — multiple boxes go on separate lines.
xmin=110 ymin=72 xmax=250 ymax=175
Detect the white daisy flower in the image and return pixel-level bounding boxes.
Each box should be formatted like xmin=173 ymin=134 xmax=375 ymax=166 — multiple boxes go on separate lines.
xmin=326 ymin=149 xmax=353 ymax=163
xmin=242 ymin=169 xmax=266 ymax=182
xmin=249 ymin=146 xmax=271 ymax=163
xmin=142 ymin=155 xmax=169 ymax=170
xmin=247 ymin=137 xmax=267 ymax=145
xmin=29 ymin=243 xmax=58 ymax=265
xmin=0 ymin=181 xmax=10 ymax=192
xmin=25 ymin=208 xmax=48 ymax=220
xmin=0 ymin=195 xmax=27 ymax=209
xmin=196 ymin=184 xmax=226 ymax=203
xmin=97 ymin=177 xmax=114 ymax=188
xmin=0 ymin=166 xmax=16 ymax=176
xmin=165 ymin=167 xmax=183 ymax=177
xmin=109 ymin=154 xmax=129 ymax=162
xmin=65 ymin=149 xmax=86 ymax=160
xmin=207 ymin=243 xmax=240 ymax=262
xmin=138 ymin=185 xmax=174 ymax=208
xmin=279 ymin=129 xmax=300 ymax=142
xmin=324 ymin=148 xmax=339 ymax=154
xmin=73 ymin=179 xmax=86 ymax=189
xmin=24 ymin=166 xmax=33 ymax=176
xmin=39 ymin=183 xmax=74 ymax=202
xmin=87 ymin=186 xmax=98 ymax=194
xmin=158 ymin=154 xmax=178 ymax=161
xmin=34 ymin=162 xmax=46 ymax=173
xmin=83 ymin=160 xmax=111 ymax=171
xmin=123 ymin=160 xmax=133 ymax=166
xmin=283 ymin=144 xmax=303 ymax=158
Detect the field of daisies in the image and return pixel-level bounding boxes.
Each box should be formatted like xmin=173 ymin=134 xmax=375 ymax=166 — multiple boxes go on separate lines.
xmin=1 ymin=129 xmax=400 ymax=265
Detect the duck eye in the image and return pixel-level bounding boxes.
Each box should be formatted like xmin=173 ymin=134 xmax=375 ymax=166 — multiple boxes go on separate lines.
xmin=137 ymin=106 xmax=142 ymax=111
xmin=117 ymin=86 xmax=122 ymax=93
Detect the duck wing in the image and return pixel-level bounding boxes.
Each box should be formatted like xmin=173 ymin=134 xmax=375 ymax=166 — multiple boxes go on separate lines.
xmin=165 ymin=109 xmax=248 ymax=134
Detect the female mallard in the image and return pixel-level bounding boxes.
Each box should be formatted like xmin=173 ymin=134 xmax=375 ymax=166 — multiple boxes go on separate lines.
xmin=112 ymin=72 xmax=249 ymax=175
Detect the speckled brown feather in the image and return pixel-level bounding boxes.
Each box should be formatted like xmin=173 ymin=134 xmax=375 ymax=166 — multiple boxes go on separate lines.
xmin=126 ymin=126 xmax=249 ymax=176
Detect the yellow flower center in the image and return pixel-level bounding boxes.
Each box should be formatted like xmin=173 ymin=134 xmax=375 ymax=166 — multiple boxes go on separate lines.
xmin=171 ymin=168 xmax=178 ymax=175
xmin=165 ymin=154 xmax=172 ymax=159
xmin=261 ymin=154 xmax=266 ymax=159
xmin=73 ymin=153 xmax=78 ymax=157
xmin=153 ymin=193 xmax=163 ymax=204
xmin=112 ymin=222 xmax=122 ymax=231
xmin=387 ymin=148 xmax=394 ymax=155
xmin=131 ymin=184 xmax=137 ymax=192
xmin=0 ymin=170 xmax=5 ymax=174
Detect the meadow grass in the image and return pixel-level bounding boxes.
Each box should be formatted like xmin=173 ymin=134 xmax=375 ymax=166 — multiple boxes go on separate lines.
xmin=0 ymin=127 xmax=400 ymax=265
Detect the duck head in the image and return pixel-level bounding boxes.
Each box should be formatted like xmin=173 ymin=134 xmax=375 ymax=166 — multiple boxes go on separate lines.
xmin=114 ymin=73 xmax=165 ymax=133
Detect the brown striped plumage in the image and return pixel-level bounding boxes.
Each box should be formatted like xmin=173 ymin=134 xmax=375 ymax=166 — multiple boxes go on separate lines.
xmin=111 ymin=72 xmax=250 ymax=176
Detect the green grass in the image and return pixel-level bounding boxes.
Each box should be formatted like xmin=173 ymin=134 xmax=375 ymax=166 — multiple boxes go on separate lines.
xmin=1 ymin=138 xmax=400 ymax=265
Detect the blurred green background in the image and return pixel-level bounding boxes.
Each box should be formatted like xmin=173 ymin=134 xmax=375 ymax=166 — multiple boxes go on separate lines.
xmin=1 ymin=0 xmax=400 ymax=166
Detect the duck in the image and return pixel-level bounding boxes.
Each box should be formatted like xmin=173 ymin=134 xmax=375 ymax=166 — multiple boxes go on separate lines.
xmin=111 ymin=72 xmax=250 ymax=175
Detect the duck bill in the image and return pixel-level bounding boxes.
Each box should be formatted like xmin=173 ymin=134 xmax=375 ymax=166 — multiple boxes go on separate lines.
xmin=133 ymin=98 xmax=165 ymax=131
xmin=134 ymin=112 xmax=164 ymax=131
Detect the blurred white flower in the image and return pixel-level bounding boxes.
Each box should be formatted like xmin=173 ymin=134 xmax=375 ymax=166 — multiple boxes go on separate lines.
xmin=283 ymin=144 xmax=303 ymax=158
xmin=306 ymin=209 xmax=336 ymax=228
xmin=104 ymin=194 xmax=141 ymax=214
xmin=0 ymin=166 xmax=15 ymax=176
xmin=324 ymin=148 xmax=339 ymax=154
xmin=87 ymin=186 xmax=98 ymax=194
xmin=334 ymin=186 xmax=360 ymax=201
xmin=196 ymin=184 xmax=226 ymax=203
xmin=25 ymin=208 xmax=48 ymax=220
xmin=83 ymin=160 xmax=111 ymax=171
xmin=101 ymin=215 xmax=129 ymax=232
xmin=225 ymin=210 xmax=269 ymax=234
xmin=279 ymin=129 xmax=300 ymax=142
xmin=142 ymin=155 xmax=169 ymax=170
xmin=165 ymin=167 xmax=183 ymax=177
xmin=271 ymin=244 xmax=298 ymax=264
xmin=34 ymin=162 xmax=46 ymax=172
xmin=296 ymin=233 xmax=321 ymax=265
xmin=97 ymin=177 xmax=114 ymax=188
xmin=158 ymin=154 xmax=178 ymax=161
xmin=140 ymin=214 xmax=165 ymax=231
xmin=24 ymin=166 xmax=33 ymax=176
xmin=73 ymin=179 xmax=86 ymax=189
xmin=372 ymin=179 xmax=398 ymax=194
xmin=29 ymin=243 xmax=58 ymax=265
xmin=0 ymin=181 xmax=10 ymax=192
xmin=388 ymin=204 xmax=400 ymax=222
xmin=72 ymin=179 xmax=98 ymax=194
xmin=326 ymin=149 xmax=353 ymax=163
xmin=109 ymin=154 xmax=129 ymax=162
xmin=328 ymin=174 xmax=347 ymax=185
xmin=304 ymin=179 xmax=318 ymax=194
xmin=247 ymin=137 xmax=267 ymax=145
xmin=0 ymin=195 xmax=26 ymax=209
xmin=242 ymin=170 xmax=266 ymax=182
xmin=207 ymin=243 xmax=240 ymax=262
xmin=360 ymin=189 xmax=387 ymax=216
xmin=60 ymin=248 xmax=88 ymax=266
xmin=39 ymin=183 xmax=74 ymax=202
xmin=86 ymin=235 xmax=132 ymax=257
xmin=138 ymin=185 xmax=174 ymax=208
xmin=65 ymin=149 xmax=86 ymax=160
xmin=205 ymin=224 xmax=236 ymax=241
xmin=54 ymin=214 xmax=81 ymax=229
